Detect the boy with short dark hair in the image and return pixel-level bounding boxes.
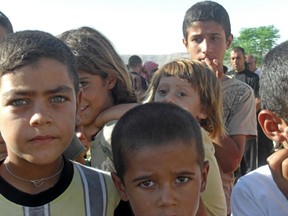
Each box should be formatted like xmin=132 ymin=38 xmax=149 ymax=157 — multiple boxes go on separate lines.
xmin=231 ymin=41 xmax=288 ymax=215
xmin=111 ymin=102 xmax=209 ymax=216
xmin=182 ymin=1 xmax=257 ymax=214
xmin=0 ymin=30 xmax=119 ymax=215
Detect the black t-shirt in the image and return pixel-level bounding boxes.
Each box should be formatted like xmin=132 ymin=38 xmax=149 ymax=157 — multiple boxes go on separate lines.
xmin=229 ymin=69 xmax=259 ymax=98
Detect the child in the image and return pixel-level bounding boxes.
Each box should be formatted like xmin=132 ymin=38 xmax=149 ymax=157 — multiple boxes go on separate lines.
xmin=111 ymin=102 xmax=209 ymax=216
xmin=145 ymin=58 xmax=227 ymax=215
xmin=231 ymin=41 xmax=288 ymax=215
xmin=58 ymin=27 xmax=137 ymax=170
xmin=98 ymin=58 xmax=227 ymax=215
xmin=0 ymin=30 xmax=119 ymax=215
xmin=182 ymin=1 xmax=257 ymax=214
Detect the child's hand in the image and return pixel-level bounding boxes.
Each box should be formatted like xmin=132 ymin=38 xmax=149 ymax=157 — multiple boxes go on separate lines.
xmin=75 ymin=126 xmax=91 ymax=153
xmin=267 ymin=148 xmax=288 ymax=199
xmin=203 ymin=58 xmax=224 ymax=80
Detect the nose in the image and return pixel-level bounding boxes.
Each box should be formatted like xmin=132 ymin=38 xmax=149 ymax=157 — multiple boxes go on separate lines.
xmin=200 ymin=39 xmax=212 ymax=55
xmin=159 ymin=184 xmax=177 ymax=208
xmin=29 ymin=103 xmax=52 ymax=126
xmin=161 ymin=93 xmax=176 ymax=104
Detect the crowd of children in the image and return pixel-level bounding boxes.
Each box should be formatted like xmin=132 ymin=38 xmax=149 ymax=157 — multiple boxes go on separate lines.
xmin=0 ymin=1 xmax=287 ymax=216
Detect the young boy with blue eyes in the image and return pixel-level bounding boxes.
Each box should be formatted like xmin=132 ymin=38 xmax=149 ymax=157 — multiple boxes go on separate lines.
xmin=0 ymin=30 xmax=119 ymax=215
xmin=111 ymin=102 xmax=209 ymax=216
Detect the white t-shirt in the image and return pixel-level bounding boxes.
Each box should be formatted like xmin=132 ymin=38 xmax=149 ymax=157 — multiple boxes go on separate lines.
xmin=231 ymin=165 xmax=288 ymax=216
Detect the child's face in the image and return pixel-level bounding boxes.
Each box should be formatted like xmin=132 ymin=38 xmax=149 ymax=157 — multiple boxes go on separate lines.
xmin=78 ymin=71 xmax=115 ymax=127
xmin=113 ymin=141 xmax=207 ymax=216
xmin=183 ymin=20 xmax=232 ymax=65
xmin=0 ymin=58 xmax=80 ymax=165
xmin=154 ymin=76 xmax=207 ymax=121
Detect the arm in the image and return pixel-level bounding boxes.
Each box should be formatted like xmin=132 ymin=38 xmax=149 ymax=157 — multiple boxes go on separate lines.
xmin=95 ymin=103 xmax=139 ymax=128
xmin=255 ymin=97 xmax=261 ymax=112
xmin=213 ymin=135 xmax=246 ymax=173
xmin=267 ymin=148 xmax=288 ymax=199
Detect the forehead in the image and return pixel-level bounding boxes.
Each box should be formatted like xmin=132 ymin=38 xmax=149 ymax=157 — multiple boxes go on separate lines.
xmin=187 ymin=20 xmax=226 ymax=37
xmin=231 ymin=50 xmax=244 ymax=57
xmin=0 ymin=58 xmax=74 ymax=92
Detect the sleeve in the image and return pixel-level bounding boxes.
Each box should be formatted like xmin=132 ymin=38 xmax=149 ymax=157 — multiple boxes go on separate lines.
xmin=63 ymin=134 xmax=86 ymax=160
xmin=226 ymin=85 xmax=257 ymax=137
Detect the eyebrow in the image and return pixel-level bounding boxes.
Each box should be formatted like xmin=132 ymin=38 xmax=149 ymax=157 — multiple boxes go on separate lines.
xmin=131 ymin=171 xmax=196 ymax=183
xmin=2 ymin=85 xmax=74 ymax=99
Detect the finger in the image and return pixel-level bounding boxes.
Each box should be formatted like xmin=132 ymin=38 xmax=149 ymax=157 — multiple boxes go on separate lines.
xmin=267 ymin=149 xmax=288 ymax=178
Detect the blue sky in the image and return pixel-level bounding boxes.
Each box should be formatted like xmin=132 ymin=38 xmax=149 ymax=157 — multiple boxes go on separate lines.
xmin=2 ymin=0 xmax=287 ymax=55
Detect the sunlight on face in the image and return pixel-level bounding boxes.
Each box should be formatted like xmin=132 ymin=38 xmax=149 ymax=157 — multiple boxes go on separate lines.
xmin=154 ymin=76 xmax=205 ymax=121
xmin=121 ymin=142 xmax=203 ymax=216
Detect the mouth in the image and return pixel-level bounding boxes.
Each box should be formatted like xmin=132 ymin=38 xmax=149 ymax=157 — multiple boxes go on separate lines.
xmin=29 ymin=135 xmax=56 ymax=144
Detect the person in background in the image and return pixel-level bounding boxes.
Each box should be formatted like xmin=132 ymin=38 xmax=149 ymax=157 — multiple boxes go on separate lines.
xmin=142 ymin=60 xmax=158 ymax=83
xmin=182 ymin=2 xmax=257 ymax=214
xmin=246 ymin=54 xmax=262 ymax=77
xmin=0 ymin=11 xmax=13 ymax=39
xmin=229 ymin=46 xmax=260 ymax=176
xmin=0 ymin=30 xmax=119 ymax=215
xmin=128 ymin=55 xmax=147 ymax=101
xmin=111 ymin=102 xmax=209 ymax=216
xmin=231 ymin=40 xmax=288 ymax=216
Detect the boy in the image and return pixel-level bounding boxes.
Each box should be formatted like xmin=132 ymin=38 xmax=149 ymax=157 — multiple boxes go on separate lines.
xmin=111 ymin=102 xmax=209 ymax=216
xmin=182 ymin=1 xmax=257 ymax=214
xmin=0 ymin=30 xmax=119 ymax=215
xmin=231 ymin=41 xmax=288 ymax=215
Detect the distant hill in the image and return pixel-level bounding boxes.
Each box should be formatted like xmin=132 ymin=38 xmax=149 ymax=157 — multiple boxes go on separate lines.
xmin=121 ymin=52 xmax=190 ymax=67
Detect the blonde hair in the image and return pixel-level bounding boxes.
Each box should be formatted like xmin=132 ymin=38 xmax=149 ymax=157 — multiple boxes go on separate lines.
xmin=144 ymin=58 xmax=225 ymax=138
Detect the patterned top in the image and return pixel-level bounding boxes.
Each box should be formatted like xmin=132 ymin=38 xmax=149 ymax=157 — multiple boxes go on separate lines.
xmin=0 ymin=158 xmax=120 ymax=216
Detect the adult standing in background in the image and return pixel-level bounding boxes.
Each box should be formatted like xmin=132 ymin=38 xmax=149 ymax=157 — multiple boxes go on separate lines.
xmin=128 ymin=55 xmax=148 ymax=101
xmin=229 ymin=46 xmax=260 ymax=175
xmin=246 ymin=54 xmax=262 ymax=77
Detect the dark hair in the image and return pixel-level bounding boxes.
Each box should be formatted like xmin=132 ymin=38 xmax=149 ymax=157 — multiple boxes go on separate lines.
xmin=0 ymin=11 xmax=13 ymax=34
xmin=260 ymin=41 xmax=288 ymax=122
xmin=182 ymin=1 xmax=231 ymax=42
xmin=59 ymin=26 xmax=136 ymax=104
xmin=128 ymin=55 xmax=142 ymax=69
xmin=231 ymin=46 xmax=245 ymax=56
xmin=0 ymin=30 xmax=79 ymax=92
xmin=111 ymin=102 xmax=204 ymax=181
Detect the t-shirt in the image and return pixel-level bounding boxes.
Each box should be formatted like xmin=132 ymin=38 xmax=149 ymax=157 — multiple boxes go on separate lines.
xmin=0 ymin=158 xmax=120 ymax=215
xmin=228 ymin=69 xmax=260 ymax=98
xmin=201 ymin=128 xmax=227 ymax=216
xmin=220 ymin=76 xmax=257 ymax=214
xmin=231 ymin=165 xmax=288 ymax=216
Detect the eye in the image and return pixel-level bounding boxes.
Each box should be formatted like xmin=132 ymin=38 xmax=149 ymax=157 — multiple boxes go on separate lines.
xmin=11 ymin=99 xmax=29 ymax=106
xmin=51 ymin=96 xmax=67 ymax=103
xmin=191 ymin=37 xmax=203 ymax=43
xmin=178 ymin=91 xmax=187 ymax=97
xmin=79 ymin=81 xmax=88 ymax=88
xmin=175 ymin=176 xmax=190 ymax=184
xmin=157 ymin=88 xmax=167 ymax=96
xmin=139 ymin=180 xmax=155 ymax=188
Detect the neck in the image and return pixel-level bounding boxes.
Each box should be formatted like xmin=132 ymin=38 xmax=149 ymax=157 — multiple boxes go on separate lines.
xmin=1 ymin=157 xmax=64 ymax=194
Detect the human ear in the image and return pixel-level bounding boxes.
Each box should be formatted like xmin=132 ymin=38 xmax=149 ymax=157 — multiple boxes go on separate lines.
xmin=106 ymin=74 xmax=117 ymax=90
xmin=258 ymin=110 xmax=286 ymax=143
xmin=226 ymin=34 xmax=233 ymax=50
xmin=200 ymin=160 xmax=209 ymax=192
xmin=111 ymin=172 xmax=129 ymax=201
xmin=182 ymin=38 xmax=188 ymax=50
